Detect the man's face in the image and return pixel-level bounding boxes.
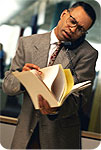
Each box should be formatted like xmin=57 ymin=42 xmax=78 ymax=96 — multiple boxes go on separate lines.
xmin=55 ymin=6 xmax=93 ymax=42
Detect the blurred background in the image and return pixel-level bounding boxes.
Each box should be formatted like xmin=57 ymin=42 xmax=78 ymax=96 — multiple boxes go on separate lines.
xmin=0 ymin=0 xmax=101 ymax=137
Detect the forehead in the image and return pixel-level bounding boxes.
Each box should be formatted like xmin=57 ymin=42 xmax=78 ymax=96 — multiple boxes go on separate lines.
xmin=70 ymin=6 xmax=92 ymax=29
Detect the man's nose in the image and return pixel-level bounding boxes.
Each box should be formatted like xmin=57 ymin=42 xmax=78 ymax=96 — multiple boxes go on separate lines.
xmin=70 ymin=26 xmax=77 ymax=33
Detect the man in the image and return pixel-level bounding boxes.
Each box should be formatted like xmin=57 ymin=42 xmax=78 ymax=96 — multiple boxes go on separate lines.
xmin=2 ymin=1 xmax=98 ymax=149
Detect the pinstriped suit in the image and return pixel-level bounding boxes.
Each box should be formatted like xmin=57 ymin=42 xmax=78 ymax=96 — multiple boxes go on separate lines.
xmin=2 ymin=32 xmax=98 ymax=149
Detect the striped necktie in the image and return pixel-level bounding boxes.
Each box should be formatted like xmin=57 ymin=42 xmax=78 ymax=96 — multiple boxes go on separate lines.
xmin=48 ymin=42 xmax=62 ymax=66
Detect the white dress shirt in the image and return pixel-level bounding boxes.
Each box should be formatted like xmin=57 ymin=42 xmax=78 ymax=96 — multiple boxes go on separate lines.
xmin=47 ymin=29 xmax=59 ymax=66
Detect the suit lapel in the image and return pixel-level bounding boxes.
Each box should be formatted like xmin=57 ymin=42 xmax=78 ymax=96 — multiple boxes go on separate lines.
xmin=54 ymin=46 xmax=76 ymax=69
xmin=32 ymin=32 xmax=51 ymax=68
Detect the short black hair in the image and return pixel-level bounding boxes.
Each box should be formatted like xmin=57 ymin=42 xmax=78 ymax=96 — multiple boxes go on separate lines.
xmin=71 ymin=1 xmax=96 ymax=29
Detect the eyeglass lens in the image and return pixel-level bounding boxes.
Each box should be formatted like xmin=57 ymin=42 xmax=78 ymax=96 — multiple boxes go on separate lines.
xmin=66 ymin=11 xmax=87 ymax=34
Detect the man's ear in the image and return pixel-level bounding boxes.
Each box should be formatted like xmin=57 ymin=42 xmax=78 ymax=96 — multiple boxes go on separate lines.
xmin=60 ymin=9 xmax=68 ymax=19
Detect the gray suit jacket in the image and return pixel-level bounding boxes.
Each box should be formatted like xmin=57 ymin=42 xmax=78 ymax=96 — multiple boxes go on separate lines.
xmin=2 ymin=32 xmax=98 ymax=149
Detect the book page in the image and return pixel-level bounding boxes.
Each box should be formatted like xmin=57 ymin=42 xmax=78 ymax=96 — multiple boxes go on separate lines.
xmin=40 ymin=65 xmax=59 ymax=90
xmin=72 ymin=80 xmax=91 ymax=91
xmin=51 ymin=64 xmax=66 ymax=101
xmin=60 ymin=69 xmax=74 ymax=102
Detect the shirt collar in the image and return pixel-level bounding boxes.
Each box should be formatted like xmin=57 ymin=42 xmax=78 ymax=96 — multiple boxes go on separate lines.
xmin=50 ymin=29 xmax=59 ymax=45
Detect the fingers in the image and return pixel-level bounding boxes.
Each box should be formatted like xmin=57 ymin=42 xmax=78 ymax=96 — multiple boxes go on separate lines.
xmin=22 ymin=66 xmax=31 ymax=71
xmin=38 ymin=95 xmax=57 ymax=115
xmin=22 ymin=63 xmax=43 ymax=80
xmin=22 ymin=63 xmax=41 ymax=73
xmin=38 ymin=95 xmax=49 ymax=114
xmin=25 ymin=63 xmax=40 ymax=70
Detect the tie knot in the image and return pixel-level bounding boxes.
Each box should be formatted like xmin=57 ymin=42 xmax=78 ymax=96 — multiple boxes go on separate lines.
xmin=55 ymin=42 xmax=62 ymax=49
xmin=55 ymin=41 xmax=61 ymax=46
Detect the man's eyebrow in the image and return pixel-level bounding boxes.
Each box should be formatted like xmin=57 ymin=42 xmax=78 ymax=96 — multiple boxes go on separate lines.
xmin=71 ymin=15 xmax=85 ymax=29
xmin=69 ymin=14 xmax=78 ymax=24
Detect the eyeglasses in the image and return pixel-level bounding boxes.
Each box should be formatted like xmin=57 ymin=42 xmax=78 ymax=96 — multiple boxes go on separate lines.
xmin=66 ymin=10 xmax=88 ymax=35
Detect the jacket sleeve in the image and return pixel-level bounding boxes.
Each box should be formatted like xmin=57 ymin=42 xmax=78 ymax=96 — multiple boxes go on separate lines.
xmin=75 ymin=46 xmax=98 ymax=83
xmin=73 ymin=42 xmax=98 ymax=102
xmin=56 ymin=41 xmax=98 ymax=119
xmin=2 ymin=37 xmax=25 ymax=96
xmin=73 ymin=45 xmax=98 ymax=107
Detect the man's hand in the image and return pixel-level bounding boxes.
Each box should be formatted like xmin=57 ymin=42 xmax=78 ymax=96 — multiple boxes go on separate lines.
xmin=22 ymin=63 xmax=42 ymax=76
xmin=38 ymin=95 xmax=58 ymax=115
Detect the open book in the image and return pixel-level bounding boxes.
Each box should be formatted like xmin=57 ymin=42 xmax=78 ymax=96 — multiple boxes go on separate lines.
xmin=12 ymin=64 xmax=91 ymax=109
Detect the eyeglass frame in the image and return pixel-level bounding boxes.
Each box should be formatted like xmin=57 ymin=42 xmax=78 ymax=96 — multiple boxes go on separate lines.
xmin=66 ymin=9 xmax=88 ymax=35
